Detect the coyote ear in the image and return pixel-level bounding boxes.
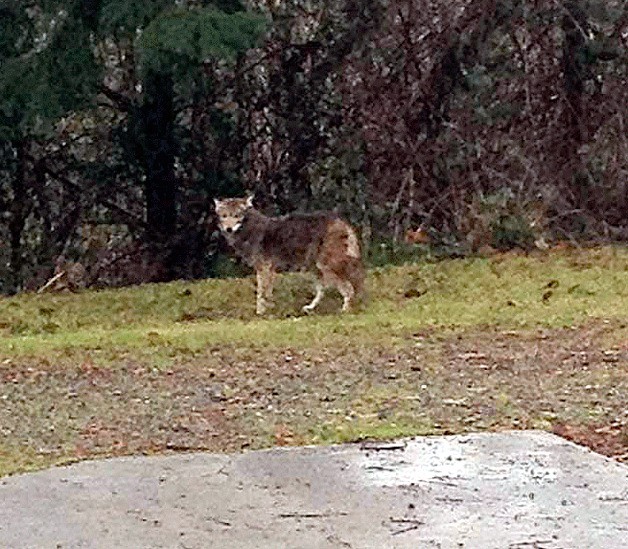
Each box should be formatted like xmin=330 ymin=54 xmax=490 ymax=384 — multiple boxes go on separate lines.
xmin=246 ymin=194 xmax=255 ymax=208
xmin=213 ymin=198 xmax=220 ymax=208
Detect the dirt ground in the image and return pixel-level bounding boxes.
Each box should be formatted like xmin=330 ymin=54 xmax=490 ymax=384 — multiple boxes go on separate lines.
xmin=0 ymin=320 xmax=626 ymax=476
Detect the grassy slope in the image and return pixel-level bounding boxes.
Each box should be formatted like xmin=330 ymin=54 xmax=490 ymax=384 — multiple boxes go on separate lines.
xmin=0 ymin=246 xmax=626 ymax=476
xmin=1 ymin=247 xmax=626 ymax=357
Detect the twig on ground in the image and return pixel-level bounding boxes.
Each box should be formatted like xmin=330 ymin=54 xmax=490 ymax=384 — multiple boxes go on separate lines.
xmin=360 ymin=441 xmax=407 ymax=451
xmin=279 ymin=511 xmax=348 ymax=519
xmin=37 ymin=271 xmax=66 ymax=293
xmin=508 ymin=541 xmax=554 ymax=549
xmin=388 ymin=517 xmax=424 ymax=536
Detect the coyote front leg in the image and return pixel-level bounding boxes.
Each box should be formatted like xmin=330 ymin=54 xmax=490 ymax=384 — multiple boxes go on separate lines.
xmin=256 ymin=261 xmax=276 ymax=315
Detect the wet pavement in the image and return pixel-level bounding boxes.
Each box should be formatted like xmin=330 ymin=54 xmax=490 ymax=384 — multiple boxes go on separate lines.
xmin=1 ymin=430 xmax=626 ymax=548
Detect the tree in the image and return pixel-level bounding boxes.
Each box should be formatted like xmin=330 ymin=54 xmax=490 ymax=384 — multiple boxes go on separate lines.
xmin=0 ymin=1 xmax=101 ymax=292
xmin=234 ymin=0 xmax=383 ymax=223
xmin=1 ymin=0 xmax=264 ymax=291
xmin=1 ymin=0 xmax=625 ymax=293
xmin=97 ymin=1 xmax=265 ymax=276
xmin=341 ymin=0 xmax=627 ymax=245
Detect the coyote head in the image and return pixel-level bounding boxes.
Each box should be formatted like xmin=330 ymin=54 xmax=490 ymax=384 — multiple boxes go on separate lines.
xmin=214 ymin=195 xmax=254 ymax=234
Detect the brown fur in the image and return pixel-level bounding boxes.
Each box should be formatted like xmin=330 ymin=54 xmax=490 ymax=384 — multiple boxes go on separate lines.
xmin=404 ymin=227 xmax=431 ymax=245
xmin=214 ymin=196 xmax=365 ymax=314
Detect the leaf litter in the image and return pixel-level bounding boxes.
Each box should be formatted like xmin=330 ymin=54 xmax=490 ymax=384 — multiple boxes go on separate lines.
xmin=0 ymin=319 xmax=625 ymax=477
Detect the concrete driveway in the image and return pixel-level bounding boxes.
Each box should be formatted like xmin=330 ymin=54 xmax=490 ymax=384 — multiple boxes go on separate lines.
xmin=1 ymin=430 xmax=626 ymax=548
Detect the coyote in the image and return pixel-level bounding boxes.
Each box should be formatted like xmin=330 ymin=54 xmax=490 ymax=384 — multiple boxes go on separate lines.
xmin=214 ymin=195 xmax=364 ymax=315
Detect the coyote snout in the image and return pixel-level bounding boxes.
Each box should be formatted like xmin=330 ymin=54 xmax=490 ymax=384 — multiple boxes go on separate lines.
xmin=214 ymin=195 xmax=365 ymax=315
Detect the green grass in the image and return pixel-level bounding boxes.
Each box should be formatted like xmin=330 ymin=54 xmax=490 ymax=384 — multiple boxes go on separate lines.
xmin=1 ymin=247 xmax=626 ymax=359
xmin=1 ymin=248 xmax=626 ymax=353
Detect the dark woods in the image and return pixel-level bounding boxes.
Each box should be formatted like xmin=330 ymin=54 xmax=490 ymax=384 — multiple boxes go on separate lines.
xmin=1 ymin=0 xmax=626 ymax=293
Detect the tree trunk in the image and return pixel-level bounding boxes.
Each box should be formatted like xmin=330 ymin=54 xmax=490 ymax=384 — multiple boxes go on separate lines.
xmin=562 ymin=2 xmax=587 ymax=146
xmin=7 ymin=140 xmax=28 ymax=293
xmin=141 ymin=70 xmax=177 ymax=250
xmin=561 ymin=2 xmax=589 ymax=209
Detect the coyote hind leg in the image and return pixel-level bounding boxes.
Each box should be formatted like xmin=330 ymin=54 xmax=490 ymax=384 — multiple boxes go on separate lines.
xmin=317 ymin=264 xmax=356 ymax=313
xmin=303 ymin=281 xmax=325 ymax=313
xmin=337 ymin=280 xmax=355 ymax=312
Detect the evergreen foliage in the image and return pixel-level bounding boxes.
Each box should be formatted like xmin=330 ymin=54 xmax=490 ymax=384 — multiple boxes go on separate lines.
xmin=0 ymin=0 xmax=265 ymax=291
xmin=0 ymin=2 xmax=100 ymax=140
xmin=139 ymin=7 xmax=264 ymax=75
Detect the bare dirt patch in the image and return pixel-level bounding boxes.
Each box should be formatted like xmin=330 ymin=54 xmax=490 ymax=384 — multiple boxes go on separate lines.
xmin=1 ymin=321 xmax=626 ymax=476
xmin=552 ymin=423 xmax=627 ymax=462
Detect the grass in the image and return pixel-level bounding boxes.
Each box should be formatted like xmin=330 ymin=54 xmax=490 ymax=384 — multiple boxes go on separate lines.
xmin=1 ymin=246 xmax=626 ymax=357
xmin=0 ymin=246 xmax=626 ymax=477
